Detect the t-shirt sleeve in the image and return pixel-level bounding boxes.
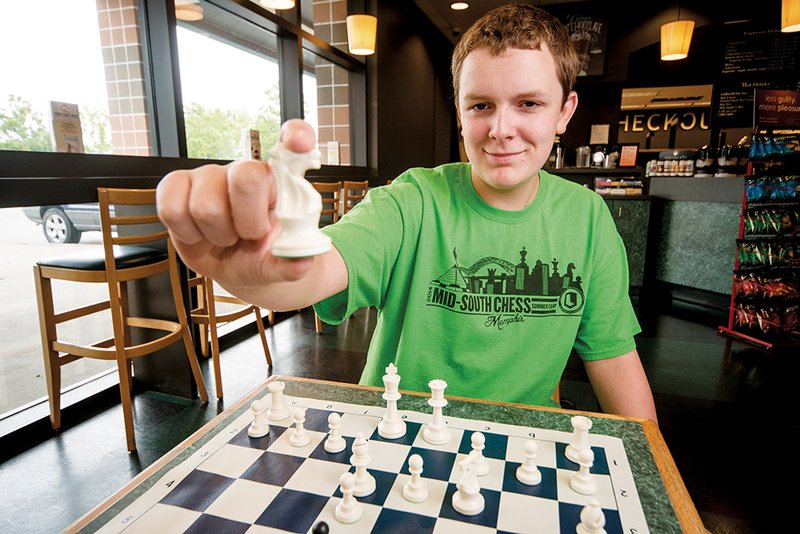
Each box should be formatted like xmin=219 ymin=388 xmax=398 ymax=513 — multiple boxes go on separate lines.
xmin=573 ymin=201 xmax=641 ymax=361
xmin=313 ymin=186 xmax=405 ymax=324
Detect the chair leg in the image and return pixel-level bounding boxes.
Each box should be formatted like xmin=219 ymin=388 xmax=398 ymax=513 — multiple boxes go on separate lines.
xmin=268 ymin=309 xmax=275 ymax=326
xmin=314 ymin=312 xmax=323 ymax=335
xmin=116 ymin=355 xmax=137 ymax=452
xmin=168 ymin=242 xmax=209 ymax=403
xmin=203 ymin=277 xmax=224 ymax=399
xmin=120 ymin=281 xmax=134 ymax=392
xmin=34 ymin=267 xmax=61 ymax=430
xmin=197 ymin=282 xmax=210 ymax=358
xmin=254 ymin=307 xmax=272 ymax=367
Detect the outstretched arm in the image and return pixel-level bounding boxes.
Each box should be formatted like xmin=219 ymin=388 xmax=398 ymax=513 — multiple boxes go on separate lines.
xmin=583 ymin=349 xmax=658 ymax=424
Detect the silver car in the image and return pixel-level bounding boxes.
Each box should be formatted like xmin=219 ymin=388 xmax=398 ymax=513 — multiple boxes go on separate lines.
xmin=22 ymin=204 xmax=101 ymax=244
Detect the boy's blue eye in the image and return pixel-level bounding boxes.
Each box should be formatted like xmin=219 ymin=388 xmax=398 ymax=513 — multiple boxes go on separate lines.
xmin=521 ymin=101 xmax=537 ymax=108
xmin=471 ymin=103 xmax=489 ymax=111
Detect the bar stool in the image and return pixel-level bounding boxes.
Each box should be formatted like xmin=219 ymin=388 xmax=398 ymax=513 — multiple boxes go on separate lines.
xmin=188 ymin=273 xmax=273 ymax=399
xmin=33 ymin=187 xmax=208 ymax=452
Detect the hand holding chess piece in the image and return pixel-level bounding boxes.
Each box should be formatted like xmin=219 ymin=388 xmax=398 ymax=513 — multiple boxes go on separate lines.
xmin=268 ymin=139 xmax=331 ymax=258
xmin=157 ymin=120 xmax=323 ymax=302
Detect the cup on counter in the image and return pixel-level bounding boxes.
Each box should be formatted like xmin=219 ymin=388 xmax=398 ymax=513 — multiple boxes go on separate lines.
xmin=575 ymin=146 xmax=591 ymax=167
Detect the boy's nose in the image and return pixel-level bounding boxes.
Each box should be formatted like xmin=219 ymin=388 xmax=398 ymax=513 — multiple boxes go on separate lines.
xmin=489 ymin=108 xmax=515 ymax=139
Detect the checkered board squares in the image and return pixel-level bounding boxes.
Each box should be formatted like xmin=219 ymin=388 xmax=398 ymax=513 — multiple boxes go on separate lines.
xmin=93 ymin=395 xmax=649 ymax=534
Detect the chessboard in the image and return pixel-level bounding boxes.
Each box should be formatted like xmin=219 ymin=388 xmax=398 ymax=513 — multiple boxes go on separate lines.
xmin=67 ymin=378 xmax=668 ymax=534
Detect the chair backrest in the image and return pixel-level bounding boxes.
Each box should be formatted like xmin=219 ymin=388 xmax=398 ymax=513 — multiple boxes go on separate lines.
xmin=343 ymin=180 xmax=369 ymax=214
xmin=97 ymin=188 xmax=168 ymax=279
xmin=312 ymin=181 xmax=342 ymax=227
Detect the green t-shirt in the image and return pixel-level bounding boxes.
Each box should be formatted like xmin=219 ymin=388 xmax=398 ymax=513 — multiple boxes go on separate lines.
xmin=315 ymin=163 xmax=640 ymax=407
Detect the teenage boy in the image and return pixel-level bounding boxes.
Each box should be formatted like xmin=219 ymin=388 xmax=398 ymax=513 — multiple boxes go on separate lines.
xmin=157 ymin=4 xmax=657 ymax=422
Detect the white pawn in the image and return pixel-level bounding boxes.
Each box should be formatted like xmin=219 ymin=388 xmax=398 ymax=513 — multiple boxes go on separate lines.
xmin=577 ymin=499 xmax=607 ymax=534
xmin=324 ymin=412 xmax=346 ymax=453
xmin=515 ymin=439 xmax=542 ymax=485
xmin=247 ymin=399 xmax=270 ymax=438
xmin=452 ymin=455 xmax=484 ymax=516
xmin=288 ymin=407 xmax=311 ymax=447
xmin=265 ymin=380 xmax=290 ymax=421
xmin=470 ymin=432 xmax=490 ymax=476
xmin=566 ymin=415 xmax=592 ymax=463
xmin=334 ymin=472 xmax=362 ymax=524
xmin=402 ymin=454 xmax=429 ymax=503
xmin=569 ymin=447 xmax=597 ymax=495
xmin=350 ymin=434 xmax=376 ymax=497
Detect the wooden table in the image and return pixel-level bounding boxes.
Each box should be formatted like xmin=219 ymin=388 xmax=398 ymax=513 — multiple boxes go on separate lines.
xmin=67 ymin=376 xmax=705 ymax=533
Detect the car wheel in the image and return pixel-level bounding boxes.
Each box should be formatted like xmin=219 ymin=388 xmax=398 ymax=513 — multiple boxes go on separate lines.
xmin=42 ymin=208 xmax=82 ymax=244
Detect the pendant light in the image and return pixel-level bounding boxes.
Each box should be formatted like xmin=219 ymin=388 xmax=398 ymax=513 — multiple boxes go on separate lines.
xmin=346 ymin=14 xmax=377 ymax=55
xmin=660 ymin=4 xmax=694 ymax=61
xmin=175 ymin=0 xmax=203 ymax=21
xmin=259 ymin=0 xmax=295 ymax=9
xmin=783 ymin=0 xmax=800 ymax=32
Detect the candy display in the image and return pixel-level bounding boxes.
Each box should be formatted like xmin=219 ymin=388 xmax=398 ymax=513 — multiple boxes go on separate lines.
xmin=726 ymin=133 xmax=800 ymax=343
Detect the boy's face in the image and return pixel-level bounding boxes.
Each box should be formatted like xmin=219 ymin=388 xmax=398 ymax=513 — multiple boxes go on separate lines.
xmin=457 ymin=46 xmax=577 ymax=208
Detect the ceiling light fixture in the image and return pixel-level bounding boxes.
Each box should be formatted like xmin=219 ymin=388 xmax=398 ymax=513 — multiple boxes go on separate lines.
xmin=175 ymin=0 xmax=203 ymax=21
xmin=346 ymin=14 xmax=377 ymax=56
xmin=660 ymin=4 xmax=694 ymax=61
xmin=259 ymin=0 xmax=295 ymax=10
xmin=450 ymin=2 xmax=470 ymax=10
xmin=783 ymin=0 xmax=800 ymax=32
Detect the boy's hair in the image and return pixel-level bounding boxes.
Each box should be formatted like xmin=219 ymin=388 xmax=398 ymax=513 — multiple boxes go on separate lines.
xmin=451 ymin=3 xmax=580 ymax=104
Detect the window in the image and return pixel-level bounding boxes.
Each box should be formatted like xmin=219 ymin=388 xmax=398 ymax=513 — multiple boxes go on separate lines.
xmin=0 ymin=0 xmax=152 ymax=156
xmin=176 ymin=3 xmax=282 ymax=159
xmin=0 ymin=0 xmax=368 ymax=426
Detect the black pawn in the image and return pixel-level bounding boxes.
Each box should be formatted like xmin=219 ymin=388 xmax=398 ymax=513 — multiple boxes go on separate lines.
xmin=312 ymin=521 xmax=330 ymax=534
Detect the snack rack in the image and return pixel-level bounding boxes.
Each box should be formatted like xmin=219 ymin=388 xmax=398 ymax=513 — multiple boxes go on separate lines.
xmin=718 ymin=133 xmax=800 ymax=350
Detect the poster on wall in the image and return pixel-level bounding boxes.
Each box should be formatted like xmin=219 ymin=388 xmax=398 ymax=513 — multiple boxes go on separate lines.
xmin=562 ymin=13 xmax=607 ymax=77
xmin=754 ymin=89 xmax=800 ymax=129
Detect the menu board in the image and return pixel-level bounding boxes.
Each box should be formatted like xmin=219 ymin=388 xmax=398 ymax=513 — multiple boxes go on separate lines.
xmin=722 ymin=29 xmax=800 ymax=75
xmin=713 ymin=27 xmax=800 ymax=129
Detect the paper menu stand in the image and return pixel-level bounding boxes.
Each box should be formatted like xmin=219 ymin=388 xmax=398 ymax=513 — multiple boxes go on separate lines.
xmin=326 ymin=141 xmax=340 ymax=165
xmin=241 ymin=128 xmax=262 ymax=160
xmin=49 ymin=101 xmax=84 ymax=153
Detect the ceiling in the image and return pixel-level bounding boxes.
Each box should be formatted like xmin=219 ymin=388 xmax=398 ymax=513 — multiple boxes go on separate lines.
xmin=413 ymin=0 xmax=584 ymax=43
xmin=412 ymin=1 xmax=715 ymax=109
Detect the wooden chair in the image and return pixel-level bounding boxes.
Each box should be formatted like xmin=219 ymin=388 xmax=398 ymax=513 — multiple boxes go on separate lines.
xmin=312 ymin=181 xmax=342 ymax=226
xmin=33 ymin=187 xmax=208 ymax=452
xmin=343 ymin=180 xmax=369 ymax=214
xmin=311 ymin=181 xmax=342 ymax=334
xmin=188 ymin=273 xmax=273 ymax=399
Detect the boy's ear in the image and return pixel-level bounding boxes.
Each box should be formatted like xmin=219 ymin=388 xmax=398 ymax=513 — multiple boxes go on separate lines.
xmin=556 ymin=91 xmax=578 ymax=135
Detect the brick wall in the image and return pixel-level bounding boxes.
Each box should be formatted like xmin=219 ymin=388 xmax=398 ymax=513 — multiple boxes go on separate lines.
xmin=95 ymin=0 xmax=151 ymax=156
xmin=312 ymin=0 xmax=350 ymax=165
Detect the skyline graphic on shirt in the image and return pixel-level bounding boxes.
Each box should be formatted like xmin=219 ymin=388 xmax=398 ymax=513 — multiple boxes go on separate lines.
xmin=426 ymin=247 xmax=585 ymax=323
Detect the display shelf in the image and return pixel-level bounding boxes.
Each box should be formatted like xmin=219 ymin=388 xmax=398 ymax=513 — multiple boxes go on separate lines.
xmin=718 ymin=134 xmax=800 ymax=351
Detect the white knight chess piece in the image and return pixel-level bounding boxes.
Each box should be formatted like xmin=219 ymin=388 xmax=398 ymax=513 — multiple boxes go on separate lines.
xmin=268 ymin=141 xmax=331 ymax=258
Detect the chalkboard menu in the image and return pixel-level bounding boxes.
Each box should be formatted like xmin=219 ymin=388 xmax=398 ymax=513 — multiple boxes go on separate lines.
xmin=713 ymin=28 xmax=800 ymax=129
xmin=722 ymin=29 xmax=799 ymax=75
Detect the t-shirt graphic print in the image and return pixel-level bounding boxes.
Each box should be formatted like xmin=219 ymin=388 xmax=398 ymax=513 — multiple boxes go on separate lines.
xmin=426 ymin=246 xmax=585 ymax=330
